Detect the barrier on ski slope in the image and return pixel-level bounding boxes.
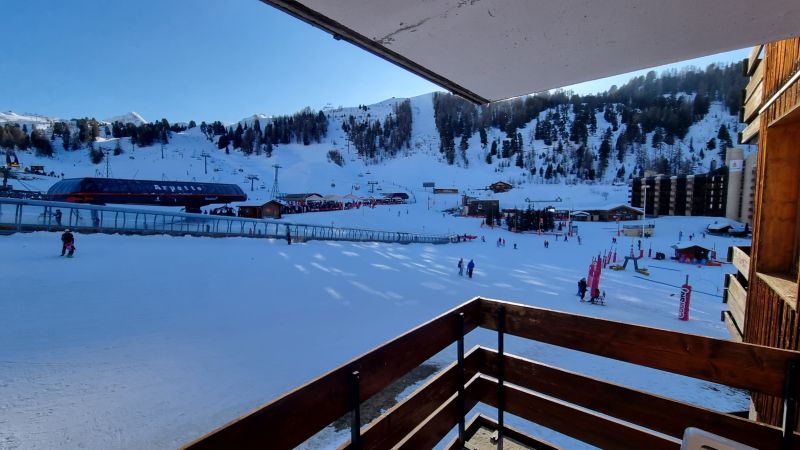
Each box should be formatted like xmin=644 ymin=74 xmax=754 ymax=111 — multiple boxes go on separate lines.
xmin=0 ymin=198 xmax=452 ymax=244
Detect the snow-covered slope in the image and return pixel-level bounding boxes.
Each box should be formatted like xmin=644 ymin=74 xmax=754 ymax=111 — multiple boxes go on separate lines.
xmin=2 ymin=215 xmax=750 ymax=449
xmin=103 ymin=111 xmax=146 ymax=126
xmin=4 ymin=87 xmax=753 ymax=204
xmin=0 ymin=111 xmax=57 ymax=131
xmin=1 ymin=91 xmax=757 ymax=449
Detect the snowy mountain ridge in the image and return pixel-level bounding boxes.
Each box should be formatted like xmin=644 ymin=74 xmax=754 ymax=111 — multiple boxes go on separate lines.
xmin=103 ymin=112 xmax=147 ymax=126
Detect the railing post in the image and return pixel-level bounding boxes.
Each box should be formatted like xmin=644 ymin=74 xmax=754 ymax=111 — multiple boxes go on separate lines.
xmin=782 ymin=359 xmax=799 ymax=449
xmin=497 ymin=305 xmax=506 ymax=450
xmin=350 ymin=370 xmax=362 ymax=450
xmin=457 ymin=311 xmax=466 ymax=445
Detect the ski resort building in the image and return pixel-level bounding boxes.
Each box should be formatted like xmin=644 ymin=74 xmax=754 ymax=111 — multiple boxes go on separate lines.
xmin=488 ymin=181 xmax=512 ymax=193
xmin=461 ymin=196 xmax=500 ymax=218
xmin=570 ymin=204 xmax=643 ymax=222
xmin=237 ymin=200 xmax=283 ymax=219
xmin=186 ymin=2 xmax=800 ymax=449
xmin=629 ymin=148 xmax=758 ymax=224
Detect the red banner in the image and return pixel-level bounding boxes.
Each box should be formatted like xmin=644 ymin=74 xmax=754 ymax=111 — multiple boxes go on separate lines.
xmin=678 ymin=283 xmax=692 ymax=321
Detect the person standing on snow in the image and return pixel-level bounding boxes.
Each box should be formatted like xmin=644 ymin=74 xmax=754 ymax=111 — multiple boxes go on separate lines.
xmin=60 ymin=229 xmax=75 ymax=257
xmin=578 ymin=278 xmax=587 ymax=301
xmin=286 ymin=228 xmax=292 ymax=245
xmin=467 ymin=259 xmax=475 ymax=278
xmin=54 ymin=209 xmax=62 ymax=226
xmin=458 ymin=258 xmax=464 ymax=276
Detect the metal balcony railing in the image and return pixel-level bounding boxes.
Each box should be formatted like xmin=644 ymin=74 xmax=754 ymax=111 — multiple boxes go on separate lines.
xmin=0 ymin=198 xmax=452 ymax=245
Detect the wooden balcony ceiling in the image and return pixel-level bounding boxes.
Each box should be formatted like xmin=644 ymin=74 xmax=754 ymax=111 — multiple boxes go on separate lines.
xmin=260 ymin=0 xmax=800 ymax=104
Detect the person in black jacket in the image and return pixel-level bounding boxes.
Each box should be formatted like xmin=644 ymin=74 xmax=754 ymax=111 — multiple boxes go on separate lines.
xmin=60 ymin=229 xmax=75 ymax=256
xmin=578 ymin=278 xmax=587 ymax=301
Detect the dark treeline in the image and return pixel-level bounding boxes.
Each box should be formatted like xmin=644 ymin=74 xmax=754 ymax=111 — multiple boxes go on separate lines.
xmin=341 ymin=99 xmax=412 ymax=160
xmin=433 ymin=63 xmax=747 ymax=179
xmin=110 ymin=119 xmax=173 ymax=148
xmin=503 ymin=208 xmax=556 ymax=232
xmin=216 ymin=108 xmax=328 ymax=156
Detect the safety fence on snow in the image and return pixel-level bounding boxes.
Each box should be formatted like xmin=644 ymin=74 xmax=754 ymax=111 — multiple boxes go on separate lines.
xmin=0 ymin=198 xmax=452 ymax=245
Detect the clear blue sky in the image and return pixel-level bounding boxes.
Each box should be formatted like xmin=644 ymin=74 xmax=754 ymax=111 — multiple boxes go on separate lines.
xmin=2 ymin=0 xmax=749 ymax=124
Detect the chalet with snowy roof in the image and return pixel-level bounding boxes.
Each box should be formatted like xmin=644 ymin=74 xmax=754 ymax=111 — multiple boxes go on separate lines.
xmin=282 ymin=193 xmax=323 ymax=204
xmin=381 ymin=192 xmax=409 ymax=203
xmin=488 ymin=181 xmax=512 ymax=193
xmin=706 ymin=220 xmax=750 ymax=237
xmin=237 ymin=200 xmax=282 ymax=219
xmin=461 ymin=196 xmax=499 ymax=217
xmin=569 ymin=204 xmax=643 ymax=222
xmin=671 ymin=243 xmax=714 ymax=264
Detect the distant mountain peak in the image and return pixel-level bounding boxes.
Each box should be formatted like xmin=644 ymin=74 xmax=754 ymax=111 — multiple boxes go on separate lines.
xmin=104 ymin=112 xmax=146 ymax=125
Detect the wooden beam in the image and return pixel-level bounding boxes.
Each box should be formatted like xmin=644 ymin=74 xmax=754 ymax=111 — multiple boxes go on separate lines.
xmin=747 ymin=45 xmax=763 ymax=75
xmin=340 ymin=346 xmax=482 ymax=449
xmin=724 ymin=311 xmax=744 ymax=342
xmin=477 ymin=298 xmax=800 ymax=397
xmin=758 ymin=272 xmax=798 ymax=311
xmin=394 ymin=374 xmax=481 ymax=450
xmin=183 ymin=298 xmax=481 ymax=449
xmin=740 ymin=115 xmax=761 ymax=144
xmin=728 ymin=276 xmax=748 ymax=327
xmin=476 ymin=347 xmax=796 ymax=449
xmin=753 ymin=122 xmax=800 ymax=275
xmin=473 ymin=375 xmax=680 ymax=450
xmin=743 ymin=75 xmax=764 ymax=123
xmin=729 ymin=246 xmax=752 ymax=280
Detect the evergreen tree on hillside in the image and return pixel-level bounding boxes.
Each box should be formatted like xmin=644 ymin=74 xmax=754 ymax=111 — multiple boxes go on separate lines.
xmin=30 ymin=129 xmax=53 ymax=157
xmin=717 ymin=124 xmax=733 ymax=159
xmin=598 ymin=130 xmax=612 ymax=177
xmin=459 ymin=134 xmax=469 ymax=166
xmin=615 ymin=131 xmax=627 ymax=162
xmin=706 ymin=138 xmax=717 ymax=154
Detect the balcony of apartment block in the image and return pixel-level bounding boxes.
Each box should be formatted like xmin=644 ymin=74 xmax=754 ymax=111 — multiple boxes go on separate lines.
xmin=724 ymin=246 xmax=751 ymax=342
xmin=185 ymin=297 xmax=800 ymax=450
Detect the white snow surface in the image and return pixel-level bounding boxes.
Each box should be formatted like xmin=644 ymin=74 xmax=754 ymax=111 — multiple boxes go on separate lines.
xmin=1 ymin=94 xmax=755 ymax=449
xmin=2 ymin=209 xmax=750 ymax=449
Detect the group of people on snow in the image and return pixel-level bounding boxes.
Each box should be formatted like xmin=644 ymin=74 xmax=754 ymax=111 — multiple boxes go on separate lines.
xmin=457 ymin=258 xmax=475 ymax=278
xmin=577 ymin=277 xmax=604 ymax=304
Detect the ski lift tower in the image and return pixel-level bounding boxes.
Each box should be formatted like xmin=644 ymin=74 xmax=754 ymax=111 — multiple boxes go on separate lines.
xmin=104 ymin=149 xmax=113 ymax=178
xmin=270 ymin=164 xmax=283 ymax=200
xmin=201 ymin=152 xmax=210 ymax=174
xmin=368 ymin=181 xmax=378 ymax=194
xmin=246 ymin=174 xmax=260 ymax=192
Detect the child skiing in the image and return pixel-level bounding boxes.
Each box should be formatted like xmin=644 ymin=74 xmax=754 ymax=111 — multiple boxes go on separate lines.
xmin=60 ymin=229 xmax=75 ymax=257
